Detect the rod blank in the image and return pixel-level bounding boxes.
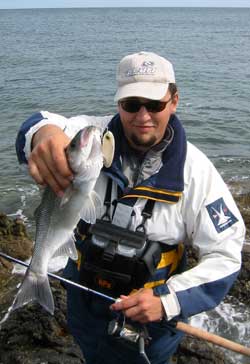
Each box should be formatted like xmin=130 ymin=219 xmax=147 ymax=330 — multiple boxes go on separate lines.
xmin=0 ymin=251 xmax=115 ymax=303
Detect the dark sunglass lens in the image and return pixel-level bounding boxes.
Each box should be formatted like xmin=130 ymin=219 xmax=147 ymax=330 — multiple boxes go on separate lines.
xmin=146 ymin=101 xmax=166 ymax=113
xmin=121 ymin=99 xmax=169 ymax=113
xmin=121 ymin=100 xmax=140 ymax=113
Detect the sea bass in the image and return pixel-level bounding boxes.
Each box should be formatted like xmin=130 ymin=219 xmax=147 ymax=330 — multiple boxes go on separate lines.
xmin=10 ymin=126 xmax=115 ymax=315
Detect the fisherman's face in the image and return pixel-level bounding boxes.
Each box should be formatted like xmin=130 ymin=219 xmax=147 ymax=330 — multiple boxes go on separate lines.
xmin=118 ymin=90 xmax=178 ymax=152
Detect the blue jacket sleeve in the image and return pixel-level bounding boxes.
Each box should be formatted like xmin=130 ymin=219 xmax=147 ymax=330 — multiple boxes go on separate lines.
xmin=15 ymin=112 xmax=47 ymax=164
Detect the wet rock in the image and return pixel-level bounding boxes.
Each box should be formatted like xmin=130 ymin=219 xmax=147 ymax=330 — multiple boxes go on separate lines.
xmin=233 ymin=192 xmax=250 ymax=240
xmin=0 ymin=213 xmax=33 ymax=262
xmin=177 ymin=335 xmax=233 ymax=364
xmin=0 ymin=214 xmax=33 ymax=309
xmin=226 ymin=251 xmax=250 ymax=306
xmin=0 ymin=279 xmax=84 ymax=364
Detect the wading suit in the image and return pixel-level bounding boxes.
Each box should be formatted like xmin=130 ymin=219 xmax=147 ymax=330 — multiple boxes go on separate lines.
xmin=16 ymin=111 xmax=245 ymax=364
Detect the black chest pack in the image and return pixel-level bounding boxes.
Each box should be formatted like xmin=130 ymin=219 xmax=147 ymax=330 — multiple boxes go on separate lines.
xmin=78 ymin=180 xmax=162 ymax=296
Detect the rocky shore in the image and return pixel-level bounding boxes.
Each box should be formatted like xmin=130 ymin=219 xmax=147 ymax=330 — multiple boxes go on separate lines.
xmin=0 ymin=189 xmax=249 ymax=364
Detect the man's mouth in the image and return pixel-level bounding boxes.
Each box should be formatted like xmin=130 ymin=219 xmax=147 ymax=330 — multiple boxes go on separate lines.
xmin=134 ymin=124 xmax=154 ymax=132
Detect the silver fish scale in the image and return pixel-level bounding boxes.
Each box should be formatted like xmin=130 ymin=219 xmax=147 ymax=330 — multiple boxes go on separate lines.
xmin=32 ymin=187 xmax=60 ymax=261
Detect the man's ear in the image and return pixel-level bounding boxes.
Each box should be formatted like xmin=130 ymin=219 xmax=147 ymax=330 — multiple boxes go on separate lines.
xmin=171 ymin=93 xmax=179 ymax=113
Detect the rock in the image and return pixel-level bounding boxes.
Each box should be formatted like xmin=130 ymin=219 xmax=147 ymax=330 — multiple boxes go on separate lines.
xmin=0 ymin=279 xmax=84 ymax=364
xmin=0 ymin=214 xmax=33 ymax=309
xmin=177 ymin=335 xmax=233 ymax=364
xmin=234 ymin=193 xmax=250 ymax=240
xmin=226 ymin=251 xmax=250 ymax=305
xmin=0 ymin=213 xmax=33 ymax=262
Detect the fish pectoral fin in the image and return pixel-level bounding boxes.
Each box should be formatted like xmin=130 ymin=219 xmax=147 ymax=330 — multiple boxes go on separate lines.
xmin=60 ymin=186 xmax=74 ymax=208
xmin=90 ymin=190 xmax=102 ymax=211
xmin=51 ymin=235 xmax=78 ymax=261
xmin=80 ymin=191 xmax=102 ymax=224
xmin=11 ymin=270 xmax=55 ymax=315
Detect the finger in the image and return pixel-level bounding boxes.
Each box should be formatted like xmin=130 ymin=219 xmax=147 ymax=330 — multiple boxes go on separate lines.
xmin=35 ymin=158 xmax=65 ymax=197
xmin=50 ymin=141 xmax=73 ymax=179
xmin=111 ymin=295 xmax=138 ymax=311
xmin=35 ymin=142 xmax=72 ymax=192
xmin=28 ymin=159 xmax=46 ymax=186
xmin=33 ymin=133 xmax=72 ymax=178
xmin=125 ymin=306 xmax=158 ymax=324
xmin=29 ymin=156 xmax=62 ymax=194
xmin=128 ymin=313 xmax=147 ymax=323
xmin=48 ymin=165 xmax=72 ymax=193
xmin=123 ymin=305 xmax=142 ymax=320
xmin=122 ymin=305 xmax=153 ymax=324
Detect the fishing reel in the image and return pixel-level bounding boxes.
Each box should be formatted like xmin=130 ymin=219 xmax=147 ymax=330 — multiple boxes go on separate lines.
xmin=108 ymin=314 xmax=152 ymax=364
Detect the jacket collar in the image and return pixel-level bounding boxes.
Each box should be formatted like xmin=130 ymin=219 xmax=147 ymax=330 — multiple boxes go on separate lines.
xmin=102 ymin=113 xmax=187 ymax=204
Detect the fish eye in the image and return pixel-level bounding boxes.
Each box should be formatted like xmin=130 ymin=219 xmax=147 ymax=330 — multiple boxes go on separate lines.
xmin=70 ymin=140 xmax=77 ymax=149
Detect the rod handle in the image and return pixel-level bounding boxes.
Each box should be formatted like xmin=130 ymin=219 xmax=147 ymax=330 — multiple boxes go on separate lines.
xmin=176 ymin=321 xmax=250 ymax=357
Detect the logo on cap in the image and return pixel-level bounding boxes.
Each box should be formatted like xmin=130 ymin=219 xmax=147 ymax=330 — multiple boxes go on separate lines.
xmin=126 ymin=61 xmax=156 ymax=77
xmin=206 ymin=197 xmax=238 ymax=233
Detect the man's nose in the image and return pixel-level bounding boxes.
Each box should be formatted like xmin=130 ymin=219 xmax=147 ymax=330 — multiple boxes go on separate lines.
xmin=135 ymin=106 xmax=151 ymax=120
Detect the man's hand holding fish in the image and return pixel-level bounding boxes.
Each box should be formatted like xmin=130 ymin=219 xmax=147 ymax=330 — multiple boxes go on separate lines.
xmin=29 ymin=124 xmax=73 ymax=196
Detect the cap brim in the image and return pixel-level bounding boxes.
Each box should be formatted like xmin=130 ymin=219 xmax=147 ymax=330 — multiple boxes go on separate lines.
xmin=114 ymin=82 xmax=169 ymax=102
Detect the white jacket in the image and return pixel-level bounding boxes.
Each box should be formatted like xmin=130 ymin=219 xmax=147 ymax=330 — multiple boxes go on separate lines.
xmin=16 ymin=111 xmax=246 ymax=321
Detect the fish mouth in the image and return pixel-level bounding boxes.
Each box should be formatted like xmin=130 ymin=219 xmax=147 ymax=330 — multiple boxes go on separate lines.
xmin=80 ymin=126 xmax=103 ymax=162
xmin=66 ymin=126 xmax=104 ymax=173
xmin=80 ymin=126 xmax=101 ymax=149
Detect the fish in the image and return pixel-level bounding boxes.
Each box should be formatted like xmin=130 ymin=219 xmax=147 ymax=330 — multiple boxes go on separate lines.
xmin=8 ymin=126 xmax=115 ymax=315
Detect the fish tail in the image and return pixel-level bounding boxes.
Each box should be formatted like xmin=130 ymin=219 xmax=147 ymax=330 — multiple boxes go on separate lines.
xmin=12 ymin=269 xmax=55 ymax=315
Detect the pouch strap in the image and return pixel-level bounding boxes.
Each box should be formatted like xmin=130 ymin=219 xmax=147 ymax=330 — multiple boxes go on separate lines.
xmin=101 ymin=178 xmax=156 ymax=233
xmin=101 ymin=178 xmax=113 ymax=221
xmin=136 ymin=199 xmax=155 ymax=233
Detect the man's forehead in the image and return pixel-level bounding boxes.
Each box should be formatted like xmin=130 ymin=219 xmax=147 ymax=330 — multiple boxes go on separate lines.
xmin=121 ymin=91 xmax=171 ymax=102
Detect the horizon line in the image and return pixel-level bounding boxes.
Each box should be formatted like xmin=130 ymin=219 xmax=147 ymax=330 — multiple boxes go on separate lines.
xmin=1 ymin=6 xmax=250 ymax=10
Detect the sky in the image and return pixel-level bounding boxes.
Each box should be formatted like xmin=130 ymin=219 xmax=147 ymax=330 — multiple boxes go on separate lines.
xmin=0 ymin=0 xmax=250 ymax=9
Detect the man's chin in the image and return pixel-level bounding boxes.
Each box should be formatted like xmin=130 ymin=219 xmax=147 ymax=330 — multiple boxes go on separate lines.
xmin=131 ymin=135 xmax=156 ymax=148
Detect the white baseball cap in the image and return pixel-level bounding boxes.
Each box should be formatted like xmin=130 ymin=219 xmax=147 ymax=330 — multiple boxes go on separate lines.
xmin=114 ymin=51 xmax=175 ymax=102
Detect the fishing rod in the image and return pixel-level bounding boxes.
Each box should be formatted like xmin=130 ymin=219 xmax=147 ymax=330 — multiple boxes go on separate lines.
xmin=1 ymin=251 xmax=250 ymax=357
xmin=0 ymin=251 xmax=115 ymax=303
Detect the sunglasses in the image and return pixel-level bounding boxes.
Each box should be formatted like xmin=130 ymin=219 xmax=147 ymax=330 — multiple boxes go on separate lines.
xmin=119 ymin=97 xmax=172 ymax=113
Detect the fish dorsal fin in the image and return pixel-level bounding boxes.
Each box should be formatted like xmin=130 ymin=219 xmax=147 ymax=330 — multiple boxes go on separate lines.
xmin=51 ymin=235 xmax=78 ymax=261
xmin=80 ymin=191 xmax=102 ymax=224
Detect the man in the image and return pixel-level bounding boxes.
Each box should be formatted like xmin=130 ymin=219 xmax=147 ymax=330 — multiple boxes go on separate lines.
xmin=16 ymin=51 xmax=245 ymax=364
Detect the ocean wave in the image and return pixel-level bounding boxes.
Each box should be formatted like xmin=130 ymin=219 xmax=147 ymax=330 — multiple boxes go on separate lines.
xmin=191 ymin=299 xmax=250 ymax=364
xmin=218 ymin=157 xmax=250 ymax=164
xmin=0 ymin=183 xmax=40 ymax=234
xmin=7 ymin=209 xmax=28 ymax=223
